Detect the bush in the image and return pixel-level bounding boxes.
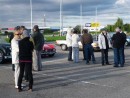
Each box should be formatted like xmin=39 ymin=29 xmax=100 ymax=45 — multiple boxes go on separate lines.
xmin=43 ymin=29 xmax=53 ymax=35
xmin=45 ymin=36 xmax=66 ymax=42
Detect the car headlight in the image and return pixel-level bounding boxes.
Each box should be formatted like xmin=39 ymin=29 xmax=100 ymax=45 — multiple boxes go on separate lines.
xmin=92 ymin=43 xmax=98 ymax=47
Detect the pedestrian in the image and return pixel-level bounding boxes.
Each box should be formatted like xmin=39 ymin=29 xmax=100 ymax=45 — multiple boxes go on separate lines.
xmin=66 ymin=28 xmax=73 ymax=61
xmin=98 ymin=28 xmax=111 ymax=66
xmin=111 ymin=27 xmax=126 ymax=67
xmin=20 ymin=26 xmax=29 ymax=82
xmin=18 ymin=30 xmax=34 ymax=92
xmin=32 ymin=25 xmax=44 ymax=71
xmin=118 ymin=27 xmax=126 ymax=64
xmin=72 ymin=29 xmax=80 ymax=63
xmin=11 ymin=26 xmax=21 ymax=89
xmin=81 ymin=29 xmax=95 ymax=64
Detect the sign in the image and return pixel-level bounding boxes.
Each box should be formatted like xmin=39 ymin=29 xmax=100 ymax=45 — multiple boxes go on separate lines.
xmin=91 ymin=22 xmax=100 ymax=27
xmin=85 ymin=23 xmax=91 ymax=27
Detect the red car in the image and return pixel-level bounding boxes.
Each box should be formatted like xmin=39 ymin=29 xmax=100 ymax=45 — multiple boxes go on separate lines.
xmin=41 ymin=43 xmax=56 ymax=57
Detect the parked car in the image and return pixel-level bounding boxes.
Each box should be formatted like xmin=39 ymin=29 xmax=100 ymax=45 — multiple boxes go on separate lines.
xmin=56 ymin=36 xmax=100 ymax=51
xmin=0 ymin=38 xmax=11 ymax=63
xmin=125 ymin=36 xmax=130 ymax=46
xmin=41 ymin=43 xmax=56 ymax=57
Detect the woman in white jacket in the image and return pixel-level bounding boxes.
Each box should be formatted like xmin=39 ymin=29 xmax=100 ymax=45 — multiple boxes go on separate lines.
xmin=98 ymin=29 xmax=111 ymax=65
xmin=11 ymin=26 xmax=21 ymax=88
xmin=72 ymin=30 xmax=80 ymax=63
xmin=66 ymin=28 xmax=73 ymax=61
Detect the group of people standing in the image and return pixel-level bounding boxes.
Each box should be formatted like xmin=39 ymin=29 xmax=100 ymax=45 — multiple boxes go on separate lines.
xmin=11 ymin=25 xmax=44 ymax=92
xmin=66 ymin=27 xmax=126 ymax=68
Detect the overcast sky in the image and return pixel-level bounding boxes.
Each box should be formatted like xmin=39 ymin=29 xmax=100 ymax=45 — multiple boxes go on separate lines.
xmin=0 ymin=0 xmax=130 ymax=28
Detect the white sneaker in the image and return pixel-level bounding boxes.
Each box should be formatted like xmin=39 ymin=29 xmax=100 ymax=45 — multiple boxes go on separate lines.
xmin=15 ymin=86 xmax=24 ymax=89
xmin=15 ymin=86 xmax=18 ymax=88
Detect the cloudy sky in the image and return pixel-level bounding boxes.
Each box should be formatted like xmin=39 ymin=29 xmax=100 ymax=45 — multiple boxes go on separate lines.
xmin=0 ymin=0 xmax=130 ymax=28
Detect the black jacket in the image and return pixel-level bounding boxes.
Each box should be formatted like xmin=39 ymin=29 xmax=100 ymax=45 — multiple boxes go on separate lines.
xmin=19 ymin=37 xmax=34 ymax=61
xmin=111 ymin=32 xmax=125 ymax=48
xmin=32 ymin=32 xmax=44 ymax=51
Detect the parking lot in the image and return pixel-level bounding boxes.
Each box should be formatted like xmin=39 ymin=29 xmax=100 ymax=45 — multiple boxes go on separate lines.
xmin=1 ymin=46 xmax=130 ymax=98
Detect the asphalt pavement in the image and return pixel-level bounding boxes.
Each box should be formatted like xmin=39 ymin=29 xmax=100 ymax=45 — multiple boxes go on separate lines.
xmin=1 ymin=46 xmax=130 ymax=98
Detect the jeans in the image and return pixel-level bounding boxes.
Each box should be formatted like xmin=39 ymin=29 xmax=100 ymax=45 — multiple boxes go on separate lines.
xmin=90 ymin=45 xmax=96 ymax=62
xmin=68 ymin=47 xmax=72 ymax=61
xmin=84 ymin=44 xmax=95 ymax=64
xmin=101 ymin=49 xmax=109 ymax=64
xmin=113 ymin=47 xmax=124 ymax=66
xmin=72 ymin=47 xmax=79 ymax=63
xmin=18 ymin=62 xmax=33 ymax=89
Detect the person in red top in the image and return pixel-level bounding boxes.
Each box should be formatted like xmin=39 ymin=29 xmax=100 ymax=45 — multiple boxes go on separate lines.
xmin=18 ymin=30 xmax=34 ymax=92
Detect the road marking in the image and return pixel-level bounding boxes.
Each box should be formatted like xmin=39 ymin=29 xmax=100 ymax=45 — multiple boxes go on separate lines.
xmin=34 ymin=72 xmax=116 ymax=88
xmin=42 ymin=58 xmax=67 ymax=64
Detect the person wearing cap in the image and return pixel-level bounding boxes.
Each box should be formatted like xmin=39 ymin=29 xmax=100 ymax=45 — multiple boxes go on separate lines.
xmin=98 ymin=28 xmax=111 ymax=66
xmin=111 ymin=27 xmax=126 ymax=67
xmin=18 ymin=30 xmax=34 ymax=92
xmin=11 ymin=26 xmax=21 ymax=89
xmin=32 ymin=25 xmax=44 ymax=71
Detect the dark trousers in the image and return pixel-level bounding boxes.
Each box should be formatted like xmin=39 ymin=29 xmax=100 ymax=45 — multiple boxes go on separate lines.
xmin=24 ymin=65 xmax=28 ymax=81
xmin=12 ymin=64 xmax=15 ymax=71
xmin=68 ymin=47 xmax=72 ymax=61
xmin=113 ymin=47 xmax=124 ymax=67
xmin=83 ymin=46 xmax=86 ymax=60
xmin=84 ymin=44 xmax=93 ymax=63
xmin=84 ymin=44 xmax=95 ymax=63
xmin=18 ymin=62 xmax=33 ymax=89
xmin=122 ymin=46 xmax=125 ymax=64
xmin=101 ymin=49 xmax=109 ymax=64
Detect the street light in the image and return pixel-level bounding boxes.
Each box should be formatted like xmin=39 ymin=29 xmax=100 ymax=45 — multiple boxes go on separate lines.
xmin=30 ymin=0 xmax=33 ymax=33
xmin=60 ymin=0 xmax=63 ymax=36
xmin=80 ymin=1 xmax=83 ymax=35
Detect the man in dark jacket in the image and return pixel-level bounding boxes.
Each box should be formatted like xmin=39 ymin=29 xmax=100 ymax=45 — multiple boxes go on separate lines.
xmin=111 ymin=27 xmax=126 ymax=67
xmin=18 ymin=30 xmax=34 ymax=92
xmin=32 ymin=25 xmax=44 ymax=71
xmin=81 ymin=29 xmax=95 ymax=64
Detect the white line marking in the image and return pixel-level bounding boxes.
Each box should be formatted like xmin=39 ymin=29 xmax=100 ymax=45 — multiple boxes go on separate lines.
xmin=42 ymin=58 xmax=66 ymax=64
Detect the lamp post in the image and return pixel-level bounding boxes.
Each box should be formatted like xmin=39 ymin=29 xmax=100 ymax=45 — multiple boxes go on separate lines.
xmin=80 ymin=2 xmax=83 ymax=35
xmin=60 ymin=0 xmax=63 ymax=36
xmin=43 ymin=14 xmax=46 ymax=28
xmin=30 ymin=0 xmax=33 ymax=33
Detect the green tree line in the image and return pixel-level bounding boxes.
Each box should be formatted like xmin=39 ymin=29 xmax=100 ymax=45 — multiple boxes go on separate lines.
xmin=106 ymin=18 xmax=130 ymax=33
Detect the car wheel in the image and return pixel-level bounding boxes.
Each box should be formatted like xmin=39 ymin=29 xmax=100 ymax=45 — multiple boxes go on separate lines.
xmin=61 ymin=44 xmax=67 ymax=51
xmin=0 ymin=50 xmax=4 ymax=64
xmin=125 ymin=41 xmax=128 ymax=46
xmin=49 ymin=54 xmax=55 ymax=57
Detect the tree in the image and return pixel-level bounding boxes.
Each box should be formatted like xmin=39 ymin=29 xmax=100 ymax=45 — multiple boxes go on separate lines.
xmin=74 ymin=25 xmax=81 ymax=34
xmin=114 ymin=18 xmax=124 ymax=30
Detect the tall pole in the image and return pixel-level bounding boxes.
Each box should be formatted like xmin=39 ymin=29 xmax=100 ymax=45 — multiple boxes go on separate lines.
xmin=30 ymin=0 xmax=33 ymax=33
xmin=80 ymin=1 xmax=83 ymax=35
xmin=43 ymin=14 xmax=46 ymax=27
xmin=95 ymin=7 xmax=97 ymax=23
xmin=95 ymin=7 xmax=98 ymax=35
xmin=60 ymin=0 xmax=63 ymax=36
